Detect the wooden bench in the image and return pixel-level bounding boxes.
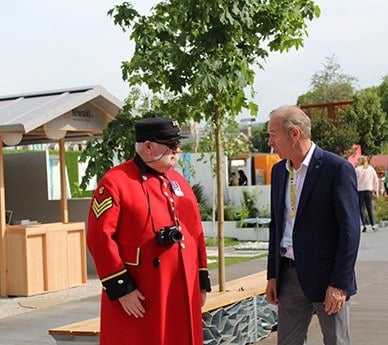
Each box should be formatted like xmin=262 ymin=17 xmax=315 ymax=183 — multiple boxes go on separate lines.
xmin=202 ymin=270 xmax=267 ymax=312
xmin=49 ymin=271 xmax=268 ymax=343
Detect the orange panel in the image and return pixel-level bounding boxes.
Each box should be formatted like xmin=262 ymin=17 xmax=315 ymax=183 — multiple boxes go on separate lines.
xmin=253 ymin=154 xmax=281 ymax=185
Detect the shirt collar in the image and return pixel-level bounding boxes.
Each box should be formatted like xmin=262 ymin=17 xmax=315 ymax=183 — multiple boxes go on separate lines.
xmin=286 ymin=142 xmax=316 ymax=172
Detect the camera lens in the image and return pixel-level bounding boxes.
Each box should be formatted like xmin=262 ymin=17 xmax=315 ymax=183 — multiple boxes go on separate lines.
xmin=168 ymin=229 xmax=183 ymax=243
xmin=156 ymin=226 xmax=182 ymax=246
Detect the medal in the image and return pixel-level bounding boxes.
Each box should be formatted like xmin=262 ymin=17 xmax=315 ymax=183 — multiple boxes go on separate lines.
xmin=170 ymin=180 xmax=184 ymax=196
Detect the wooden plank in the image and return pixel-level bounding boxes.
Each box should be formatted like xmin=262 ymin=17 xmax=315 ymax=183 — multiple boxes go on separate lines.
xmin=49 ymin=271 xmax=267 ymax=337
xmin=202 ymin=271 xmax=267 ymax=312
xmin=67 ymin=229 xmax=88 ymax=286
xmin=50 ymin=317 xmax=100 ymax=337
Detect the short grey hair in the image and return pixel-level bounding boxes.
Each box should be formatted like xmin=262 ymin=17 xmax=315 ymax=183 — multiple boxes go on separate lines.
xmin=135 ymin=142 xmax=144 ymax=154
xmin=269 ymin=105 xmax=311 ymax=139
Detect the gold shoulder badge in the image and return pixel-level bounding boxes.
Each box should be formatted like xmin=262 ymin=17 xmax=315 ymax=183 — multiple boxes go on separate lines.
xmin=92 ymin=196 xmax=113 ymax=219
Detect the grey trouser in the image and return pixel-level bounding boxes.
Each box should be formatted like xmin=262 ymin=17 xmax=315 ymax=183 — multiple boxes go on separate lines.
xmin=277 ymin=266 xmax=350 ymax=345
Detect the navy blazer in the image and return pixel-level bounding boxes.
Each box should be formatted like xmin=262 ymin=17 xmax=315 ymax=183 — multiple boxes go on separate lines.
xmin=267 ymin=146 xmax=360 ymax=302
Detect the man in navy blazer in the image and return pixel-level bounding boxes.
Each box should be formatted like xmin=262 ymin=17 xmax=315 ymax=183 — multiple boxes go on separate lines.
xmin=265 ymin=105 xmax=360 ymax=345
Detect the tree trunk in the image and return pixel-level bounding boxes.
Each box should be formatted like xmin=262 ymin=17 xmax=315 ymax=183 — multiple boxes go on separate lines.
xmin=214 ymin=107 xmax=225 ymax=292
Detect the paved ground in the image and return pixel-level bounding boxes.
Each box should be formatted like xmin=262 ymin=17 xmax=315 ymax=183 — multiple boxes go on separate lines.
xmin=259 ymin=224 xmax=388 ymax=345
xmin=0 ymin=224 xmax=387 ymax=344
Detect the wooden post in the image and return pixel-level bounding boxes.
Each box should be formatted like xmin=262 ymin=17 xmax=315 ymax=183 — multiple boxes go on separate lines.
xmin=215 ymin=108 xmax=226 ymax=292
xmin=59 ymin=138 xmax=69 ymax=224
xmin=0 ymin=137 xmax=8 ymax=296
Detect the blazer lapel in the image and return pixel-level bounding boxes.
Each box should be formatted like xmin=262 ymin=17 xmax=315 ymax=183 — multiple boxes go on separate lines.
xmin=274 ymin=161 xmax=288 ymax=229
xmin=295 ymin=147 xmax=324 ymax=221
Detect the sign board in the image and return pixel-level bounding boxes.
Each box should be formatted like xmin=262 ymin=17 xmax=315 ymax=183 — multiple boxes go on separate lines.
xmin=46 ymin=103 xmax=105 ymax=132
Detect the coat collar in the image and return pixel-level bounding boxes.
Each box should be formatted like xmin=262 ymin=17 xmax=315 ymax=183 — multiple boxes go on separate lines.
xmin=295 ymin=146 xmax=324 ymax=219
xmin=134 ymin=154 xmax=164 ymax=180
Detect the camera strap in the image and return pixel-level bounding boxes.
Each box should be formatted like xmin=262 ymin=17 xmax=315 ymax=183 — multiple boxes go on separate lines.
xmin=135 ymin=154 xmax=162 ymax=234
xmin=145 ymin=189 xmax=158 ymax=234
xmin=143 ymin=183 xmax=181 ymax=235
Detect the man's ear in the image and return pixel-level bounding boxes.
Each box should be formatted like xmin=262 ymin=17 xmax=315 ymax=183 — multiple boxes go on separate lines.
xmin=291 ymin=127 xmax=300 ymax=140
xmin=143 ymin=141 xmax=153 ymax=153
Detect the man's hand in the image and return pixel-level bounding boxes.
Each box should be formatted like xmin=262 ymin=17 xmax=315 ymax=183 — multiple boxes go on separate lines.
xmin=119 ymin=289 xmax=146 ymax=318
xmin=265 ymin=278 xmax=278 ymax=305
xmin=323 ymin=285 xmax=346 ymax=315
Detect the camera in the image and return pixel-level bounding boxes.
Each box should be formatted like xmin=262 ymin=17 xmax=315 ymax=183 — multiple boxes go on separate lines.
xmin=155 ymin=226 xmax=183 ymax=246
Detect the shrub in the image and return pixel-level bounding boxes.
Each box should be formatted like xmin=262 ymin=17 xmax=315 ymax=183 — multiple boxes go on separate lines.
xmin=223 ymin=204 xmax=239 ymax=221
xmin=241 ymin=188 xmax=260 ymax=218
xmin=192 ymin=183 xmax=212 ymax=220
xmin=374 ymin=197 xmax=388 ymax=223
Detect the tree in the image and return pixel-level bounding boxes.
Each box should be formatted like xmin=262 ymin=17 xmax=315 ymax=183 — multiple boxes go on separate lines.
xmin=199 ymin=118 xmax=254 ymax=159
xmin=105 ymin=0 xmax=320 ymax=290
xmin=295 ymin=55 xmax=387 ymax=156
xmin=250 ymin=122 xmax=271 ymax=153
xmin=378 ymin=76 xmax=388 ymax=154
xmin=310 ymin=111 xmax=358 ymax=155
xmin=342 ymin=87 xmax=387 ymax=156
xmin=378 ymin=75 xmax=388 ymax=114
xmin=78 ymin=87 xmax=159 ymax=190
xmin=298 ymin=54 xmax=357 ymax=104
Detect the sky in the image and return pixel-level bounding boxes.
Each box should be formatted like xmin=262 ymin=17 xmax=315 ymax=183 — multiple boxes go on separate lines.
xmin=1 ymin=0 xmax=387 ymax=121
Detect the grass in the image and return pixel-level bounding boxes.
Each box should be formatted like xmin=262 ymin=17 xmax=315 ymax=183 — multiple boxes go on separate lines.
xmin=205 ymin=237 xmax=241 ymax=247
xmin=205 ymin=237 xmax=268 ymax=270
xmin=207 ymin=254 xmax=267 ymax=271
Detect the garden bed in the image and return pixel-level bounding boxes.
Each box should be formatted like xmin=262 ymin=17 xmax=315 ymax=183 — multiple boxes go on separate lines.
xmin=202 ymin=221 xmax=269 ymax=242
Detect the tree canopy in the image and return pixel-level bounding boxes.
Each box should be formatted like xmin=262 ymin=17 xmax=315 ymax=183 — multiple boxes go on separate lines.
xmin=250 ymin=122 xmax=271 ymax=153
xmin=109 ymin=0 xmax=320 ymax=123
xmin=310 ymin=110 xmax=358 ymax=155
xmin=297 ymin=54 xmax=357 ymax=104
xmin=342 ymin=87 xmax=387 ymax=156
xmin=379 ymin=75 xmax=388 ymax=114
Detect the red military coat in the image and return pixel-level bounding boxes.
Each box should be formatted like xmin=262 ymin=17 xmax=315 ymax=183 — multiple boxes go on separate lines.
xmin=87 ymin=157 xmax=210 ymax=345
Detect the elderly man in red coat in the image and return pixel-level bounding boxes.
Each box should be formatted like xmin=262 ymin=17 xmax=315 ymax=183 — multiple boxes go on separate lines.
xmin=87 ymin=117 xmax=211 ymax=345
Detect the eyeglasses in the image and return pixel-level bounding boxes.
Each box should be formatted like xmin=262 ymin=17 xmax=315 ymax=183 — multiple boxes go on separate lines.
xmin=152 ymin=140 xmax=180 ymax=150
